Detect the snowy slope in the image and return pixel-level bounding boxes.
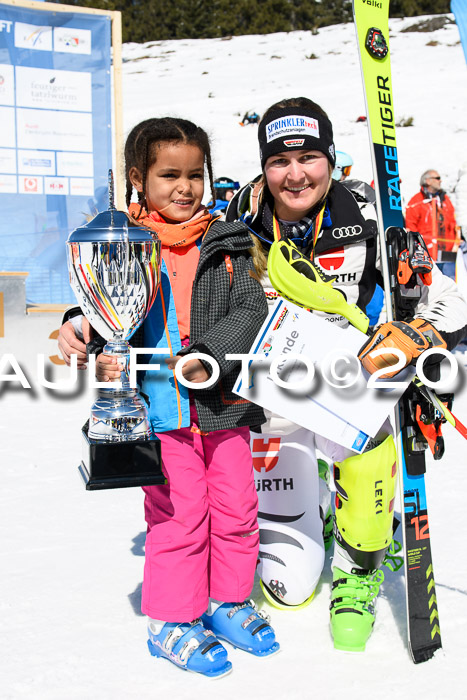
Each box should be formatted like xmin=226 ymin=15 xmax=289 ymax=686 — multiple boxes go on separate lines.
xmin=122 ymin=14 xmax=467 ymax=207
xmin=1 ymin=14 xmax=467 ymax=700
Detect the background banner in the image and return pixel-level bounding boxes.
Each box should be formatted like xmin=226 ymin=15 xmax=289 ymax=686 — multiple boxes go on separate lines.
xmin=0 ymin=1 xmax=114 ymax=303
xmin=452 ymin=0 xmax=467 ymax=66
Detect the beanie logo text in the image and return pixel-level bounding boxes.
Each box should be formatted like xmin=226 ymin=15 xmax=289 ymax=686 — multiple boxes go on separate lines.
xmin=283 ymin=138 xmax=305 ymax=148
xmin=266 ymin=115 xmax=319 ymax=143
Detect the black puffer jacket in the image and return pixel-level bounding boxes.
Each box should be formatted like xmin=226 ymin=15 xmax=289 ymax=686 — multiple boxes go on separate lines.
xmin=227 ymin=179 xmax=380 ymax=313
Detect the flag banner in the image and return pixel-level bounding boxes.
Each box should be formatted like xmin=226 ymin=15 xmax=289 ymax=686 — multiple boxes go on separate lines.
xmin=0 ymin=2 xmax=113 ymax=303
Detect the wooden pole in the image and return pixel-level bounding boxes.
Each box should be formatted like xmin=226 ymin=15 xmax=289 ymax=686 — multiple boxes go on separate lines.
xmin=111 ymin=11 xmax=124 ymax=209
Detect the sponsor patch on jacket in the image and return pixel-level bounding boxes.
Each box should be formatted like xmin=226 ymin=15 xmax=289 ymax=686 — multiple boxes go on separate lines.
xmin=266 ymin=115 xmax=319 ymax=142
xmin=316 ymin=246 xmax=345 ymax=271
xmin=283 ymin=138 xmax=305 ymax=148
xmin=332 ymin=225 xmax=362 ymax=239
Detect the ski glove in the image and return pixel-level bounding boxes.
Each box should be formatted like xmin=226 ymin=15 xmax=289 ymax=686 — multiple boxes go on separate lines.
xmin=358 ymin=318 xmax=447 ymax=379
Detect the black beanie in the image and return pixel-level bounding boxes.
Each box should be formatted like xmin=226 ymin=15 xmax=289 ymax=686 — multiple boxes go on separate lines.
xmin=258 ymin=106 xmax=336 ymax=170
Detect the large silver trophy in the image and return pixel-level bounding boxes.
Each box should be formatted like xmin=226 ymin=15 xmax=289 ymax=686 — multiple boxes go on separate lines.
xmin=66 ymin=173 xmax=164 ymax=489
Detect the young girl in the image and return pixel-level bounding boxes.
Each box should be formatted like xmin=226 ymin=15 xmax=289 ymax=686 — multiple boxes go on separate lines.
xmin=95 ymin=117 xmax=279 ymax=677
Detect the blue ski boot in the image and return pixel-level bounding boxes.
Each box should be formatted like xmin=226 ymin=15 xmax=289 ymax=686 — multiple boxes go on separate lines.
xmin=202 ymin=601 xmax=280 ymax=657
xmin=147 ymin=618 xmax=232 ymax=678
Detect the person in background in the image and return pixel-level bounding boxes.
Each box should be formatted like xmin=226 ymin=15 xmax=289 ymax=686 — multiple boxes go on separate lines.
xmin=332 ymin=150 xmax=354 ymax=182
xmin=208 ymin=176 xmax=240 ymax=216
xmin=405 ymin=169 xmax=458 ymax=263
xmin=240 ymin=110 xmax=260 ymax=126
xmin=455 ymin=163 xmax=467 ymax=241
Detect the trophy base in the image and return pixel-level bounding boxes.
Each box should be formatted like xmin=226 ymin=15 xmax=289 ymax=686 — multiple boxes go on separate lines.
xmin=89 ymin=389 xmax=152 ymax=442
xmin=80 ymin=422 xmax=166 ymax=490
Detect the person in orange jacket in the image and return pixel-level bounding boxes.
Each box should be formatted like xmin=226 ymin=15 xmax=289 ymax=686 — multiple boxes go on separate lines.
xmin=405 ymin=169 xmax=458 ymax=260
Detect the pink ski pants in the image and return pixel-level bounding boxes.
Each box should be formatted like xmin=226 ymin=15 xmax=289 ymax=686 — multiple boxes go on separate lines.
xmin=141 ymin=406 xmax=259 ymax=622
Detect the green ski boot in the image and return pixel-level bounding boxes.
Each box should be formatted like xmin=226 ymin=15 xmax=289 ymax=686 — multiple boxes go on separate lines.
xmin=318 ymin=459 xmax=333 ymax=551
xmin=330 ymin=567 xmax=384 ymax=652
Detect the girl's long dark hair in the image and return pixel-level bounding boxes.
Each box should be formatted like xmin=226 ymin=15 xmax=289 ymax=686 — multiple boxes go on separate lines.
xmin=124 ymin=117 xmax=216 ymax=211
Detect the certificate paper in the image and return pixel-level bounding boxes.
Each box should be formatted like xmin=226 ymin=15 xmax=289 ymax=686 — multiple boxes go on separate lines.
xmin=234 ymin=299 xmax=411 ymax=453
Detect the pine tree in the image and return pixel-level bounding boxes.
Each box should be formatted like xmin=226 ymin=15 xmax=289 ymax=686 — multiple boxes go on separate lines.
xmin=48 ymin=0 xmax=453 ymax=43
xmin=389 ymin=1 xmax=450 ymax=16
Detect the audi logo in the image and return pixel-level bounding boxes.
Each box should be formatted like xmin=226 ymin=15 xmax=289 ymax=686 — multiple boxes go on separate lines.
xmin=332 ymin=226 xmax=362 ymax=239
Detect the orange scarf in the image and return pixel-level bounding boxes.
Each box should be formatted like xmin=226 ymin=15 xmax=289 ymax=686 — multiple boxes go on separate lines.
xmin=128 ymin=203 xmax=213 ymax=247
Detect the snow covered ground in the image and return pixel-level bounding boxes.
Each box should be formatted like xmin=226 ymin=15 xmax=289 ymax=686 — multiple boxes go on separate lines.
xmin=1 ymin=13 xmax=467 ymax=700
xmin=122 ymin=14 xmax=467 ymax=214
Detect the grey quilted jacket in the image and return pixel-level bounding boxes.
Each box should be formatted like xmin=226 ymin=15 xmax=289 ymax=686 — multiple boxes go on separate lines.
xmin=178 ymin=219 xmax=267 ymax=431
xmin=126 ymin=219 xmax=267 ymax=432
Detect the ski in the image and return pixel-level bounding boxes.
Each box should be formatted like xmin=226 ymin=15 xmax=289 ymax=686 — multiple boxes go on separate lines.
xmin=352 ymin=0 xmax=442 ymax=663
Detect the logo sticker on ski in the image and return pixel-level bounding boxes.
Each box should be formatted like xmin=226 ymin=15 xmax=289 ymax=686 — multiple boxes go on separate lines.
xmin=365 ymin=27 xmax=388 ymax=58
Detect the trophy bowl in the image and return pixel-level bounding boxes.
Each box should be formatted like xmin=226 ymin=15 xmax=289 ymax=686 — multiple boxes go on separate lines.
xmin=66 ymin=201 xmax=161 ymax=444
